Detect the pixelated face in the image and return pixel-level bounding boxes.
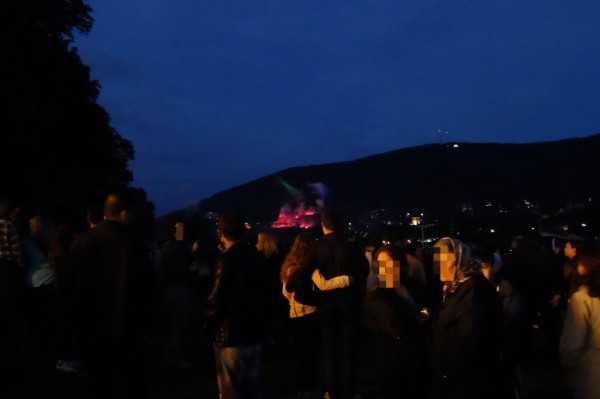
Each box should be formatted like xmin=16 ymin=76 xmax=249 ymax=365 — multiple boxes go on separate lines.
xmin=564 ymin=242 xmax=577 ymax=259
xmin=434 ymin=244 xmax=456 ymax=283
xmin=175 ymin=222 xmax=184 ymax=241
xmin=375 ymin=251 xmax=401 ymax=288
xmin=480 ymin=262 xmax=492 ymax=280
xmin=577 ymin=261 xmax=589 ymax=276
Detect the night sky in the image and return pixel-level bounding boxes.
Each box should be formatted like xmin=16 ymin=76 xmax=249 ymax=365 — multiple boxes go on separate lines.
xmin=74 ymin=1 xmax=600 ymax=216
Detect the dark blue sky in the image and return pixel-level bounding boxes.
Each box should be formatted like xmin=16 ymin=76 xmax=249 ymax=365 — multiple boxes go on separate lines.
xmin=74 ymin=1 xmax=600 ymax=216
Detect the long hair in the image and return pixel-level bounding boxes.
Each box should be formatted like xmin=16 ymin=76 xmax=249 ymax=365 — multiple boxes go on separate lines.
xmin=280 ymin=232 xmax=313 ymax=284
xmin=256 ymin=231 xmax=279 ymax=258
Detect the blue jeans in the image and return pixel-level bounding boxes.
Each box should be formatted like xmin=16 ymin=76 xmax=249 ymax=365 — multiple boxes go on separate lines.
xmin=214 ymin=343 xmax=263 ymax=399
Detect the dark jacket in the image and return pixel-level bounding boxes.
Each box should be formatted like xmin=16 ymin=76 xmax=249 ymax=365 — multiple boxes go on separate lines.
xmin=364 ymin=288 xmax=431 ymax=399
xmin=431 ymin=274 xmax=512 ymax=399
xmin=288 ymin=232 xmax=369 ymax=310
xmin=204 ymin=242 xmax=269 ymax=347
xmin=67 ymin=220 xmax=157 ymax=363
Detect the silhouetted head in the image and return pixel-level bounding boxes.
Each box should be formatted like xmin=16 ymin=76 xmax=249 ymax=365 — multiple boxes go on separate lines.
xmin=321 ymin=208 xmax=341 ymax=232
xmin=217 ymin=210 xmax=246 ymax=242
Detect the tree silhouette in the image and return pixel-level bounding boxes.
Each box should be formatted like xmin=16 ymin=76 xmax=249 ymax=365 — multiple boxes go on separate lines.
xmin=1 ymin=1 xmax=148 ymax=223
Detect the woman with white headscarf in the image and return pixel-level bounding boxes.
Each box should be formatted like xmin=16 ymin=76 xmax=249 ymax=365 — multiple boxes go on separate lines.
xmin=430 ymin=237 xmax=514 ymax=399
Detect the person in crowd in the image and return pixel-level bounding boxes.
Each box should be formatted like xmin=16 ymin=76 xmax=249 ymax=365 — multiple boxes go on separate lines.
xmin=430 ymin=237 xmax=513 ymax=399
xmin=288 ymin=208 xmax=370 ymax=399
xmin=51 ymin=220 xmax=79 ymax=373
xmin=256 ymin=230 xmax=287 ymax=348
xmin=559 ymin=241 xmax=600 ymax=399
xmin=21 ymin=214 xmax=56 ymax=355
xmin=54 ymin=202 xmax=101 ymax=372
xmin=66 ymin=189 xmax=157 ymax=398
xmin=362 ymin=243 xmax=431 ymax=399
xmin=281 ymin=231 xmax=353 ymax=396
xmin=190 ymin=235 xmax=219 ymax=302
xmin=502 ymin=232 xmax=564 ymax=362
xmin=157 ymin=221 xmax=195 ymax=369
xmin=471 ymin=241 xmax=529 ymax=399
xmin=559 ymin=234 xmax=594 ymax=304
xmin=203 ymin=210 xmax=270 ymax=399
xmin=85 ymin=202 xmax=104 ymax=229
xmin=0 ymin=195 xmax=23 ymax=359
xmin=404 ymin=240 xmax=428 ymax=288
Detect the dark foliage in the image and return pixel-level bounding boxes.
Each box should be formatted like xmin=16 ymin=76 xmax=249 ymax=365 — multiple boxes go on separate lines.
xmin=0 ymin=1 xmax=145 ymax=225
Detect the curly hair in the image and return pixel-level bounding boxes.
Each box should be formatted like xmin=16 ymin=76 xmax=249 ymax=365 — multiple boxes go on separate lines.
xmin=280 ymin=232 xmax=314 ymax=284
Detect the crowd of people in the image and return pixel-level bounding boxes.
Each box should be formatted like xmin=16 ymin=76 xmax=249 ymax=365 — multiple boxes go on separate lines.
xmin=0 ymin=191 xmax=599 ymax=399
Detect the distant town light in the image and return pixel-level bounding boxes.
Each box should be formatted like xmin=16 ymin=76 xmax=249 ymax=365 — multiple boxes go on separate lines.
xmin=581 ymin=223 xmax=587 ymax=227
xmin=453 ymin=144 xmax=459 ymax=148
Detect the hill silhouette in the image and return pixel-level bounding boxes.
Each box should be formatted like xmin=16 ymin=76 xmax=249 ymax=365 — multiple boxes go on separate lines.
xmin=190 ymin=134 xmax=599 ymax=227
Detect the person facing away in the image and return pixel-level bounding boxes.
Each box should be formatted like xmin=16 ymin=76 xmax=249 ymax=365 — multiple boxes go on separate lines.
xmin=471 ymin=241 xmax=529 ymax=399
xmin=255 ymin=230 xmax=287 ymax=347
xmin=54 ymin=203 xmax=100 ymax=372
xmin=20 ymin=214 xmax=57 ymax=354
xmin=430 ymin=237 xmax=513 ymax=399
xmin=66 ymin=190 xmax=157 ymax=398
xmin=559 ymin=241 xmax=600 ymax=399
xmin=289 ymin=208 xmax=370 ymax=399
xmin=502 ymin=232 xmax=564 ymax=361
xmin=281 ymin=231 xmax=353 ymax=396
xmin=203 ymin=209 xmax=270 ymax=399
xmin=404 ymin=240 xmax=428 ymax=288
xmin=157 ymin=221 xmax=195 ymax=369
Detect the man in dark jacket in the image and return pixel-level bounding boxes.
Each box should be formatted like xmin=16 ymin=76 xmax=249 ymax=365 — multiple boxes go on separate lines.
xmin=66 ymin=190 xmax=157 ymax=398
xmin=204 ymin=210 xmax=269 ymax=399
xmin=290 ymin=208 xmax=369 ymax=399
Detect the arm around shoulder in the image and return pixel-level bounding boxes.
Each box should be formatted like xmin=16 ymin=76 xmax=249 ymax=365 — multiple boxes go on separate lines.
xmin=311 ymin=269 xmax=353 ymax=290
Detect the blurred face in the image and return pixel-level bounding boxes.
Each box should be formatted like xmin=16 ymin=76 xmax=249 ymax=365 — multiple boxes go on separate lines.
xmin=577 ymin=261 xmax=588 ymax=276
xmin=564 ymin=242 xmax=577 ymax=259
xmin=434 ymin=244 xmax=456 ymax=283
xmin=480 ymin=263 xmax=492 ymax=280
xmin=376 ymin=251 xmax=401 ymax=288
xmin=29 ymin=217 xmax=41 ymax=236
xmin=174 ymin=222 xmax=184 ymax=241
